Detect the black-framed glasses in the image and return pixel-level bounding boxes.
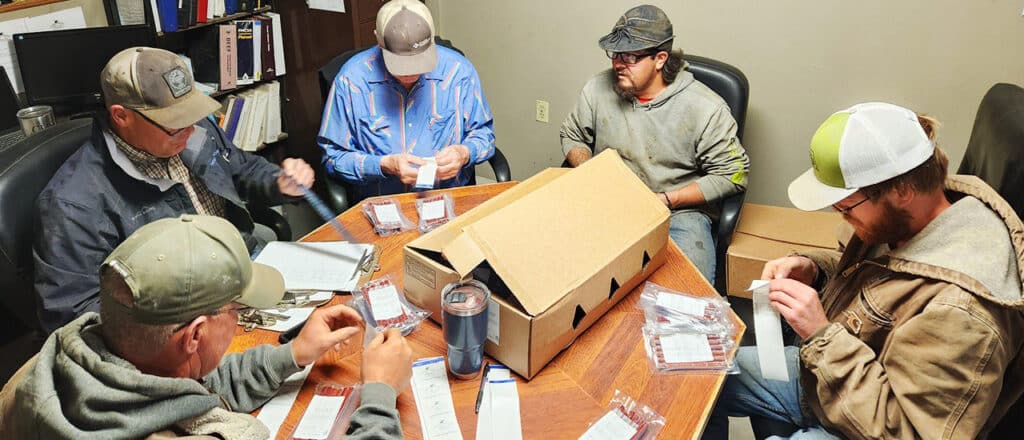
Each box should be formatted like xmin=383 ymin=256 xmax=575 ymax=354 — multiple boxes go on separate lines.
xmin=130 ymin=108 xmax=188 ymax=137
xmin=606 ymin=50 xmax=658 ymax=64
xmin=832 ymin=196 xmax=870 ymax=215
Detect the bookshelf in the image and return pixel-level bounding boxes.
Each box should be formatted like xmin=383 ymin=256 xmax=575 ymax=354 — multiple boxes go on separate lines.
xmin=148 ymin=3 xmax=289 ymax=151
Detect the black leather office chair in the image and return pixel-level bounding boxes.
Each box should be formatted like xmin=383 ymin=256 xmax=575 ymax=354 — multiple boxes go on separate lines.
xmin=0 ymin=119 xmax=291 ymax=335
xmin=958 ymin=83 xmax=1024 ymax=439
xmin=958 ymin=83 xmax=1024 ymax=217
xmin=316 ymin=37 xmax=512 ymax=214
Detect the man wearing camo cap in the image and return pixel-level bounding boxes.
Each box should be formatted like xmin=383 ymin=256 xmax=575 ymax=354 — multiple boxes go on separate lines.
xmin=561 ymin=4 xmax=750 ymax=284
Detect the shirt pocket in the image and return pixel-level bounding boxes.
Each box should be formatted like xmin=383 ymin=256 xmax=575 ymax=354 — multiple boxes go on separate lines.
xmin=850 ymin=280 xmax=896 ymax=351
xmin=429 ymin=111 xmax=457 ymax=148
xmin=356 ymin=115 xmax=394 ymax=149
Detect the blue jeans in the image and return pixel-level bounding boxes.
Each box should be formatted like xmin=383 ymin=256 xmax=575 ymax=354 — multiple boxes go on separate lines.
xmin=669 ymin=210 xmax=716 ymax=282
xmin=702 ymin=346 xmax=839 ymax=440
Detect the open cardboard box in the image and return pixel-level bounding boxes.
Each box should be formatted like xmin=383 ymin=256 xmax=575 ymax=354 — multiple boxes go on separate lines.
xmin=403 ymin=150 xmax=670 ymax=379
xmin=726 ymin=204 xmax=843 ymax=298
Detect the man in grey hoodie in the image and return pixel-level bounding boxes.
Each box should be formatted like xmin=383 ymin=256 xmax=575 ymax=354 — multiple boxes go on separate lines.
xmin=0 ymin=215 xmax=412 ymax=439
xmin=560 ymin=4 xmax=750 ymax=283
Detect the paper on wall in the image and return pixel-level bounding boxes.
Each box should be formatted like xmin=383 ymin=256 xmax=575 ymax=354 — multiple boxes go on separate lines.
xmin=308 ymin=0 xmax=345 ymax=13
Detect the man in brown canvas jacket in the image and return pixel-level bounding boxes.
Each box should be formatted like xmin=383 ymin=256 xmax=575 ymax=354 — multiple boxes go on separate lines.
xmin=705 ymin=102 xmax=1024 ymax=439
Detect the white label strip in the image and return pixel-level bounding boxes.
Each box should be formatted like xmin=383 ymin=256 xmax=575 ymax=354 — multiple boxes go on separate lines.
xmin=368 ymin=284 xmax=404 ymax=321
xmin=256 ymin=364 xmax=312 ymax=439
xmin=749 ymin=280 xmax=790 ymax=382
xmin=416 ymin=159 xmax=438 ymax=188
xmin=411 ymin=357 xmax=463 ymax=440
xmin=579 ymin=410 xmax=639 ymax=440
xmin=487 ymin=379 xmax=523 ymax=440
xmin=421 ymin=199 xmax=446 ymax=220
xmin=292 ymin=394 xmax=346 ymax=440
xmin=660 ymin=333 xmax=714 ymax=364
xmin=655 ymin=293 xmax=708 ymax=317
xmin=373 ymin=203 xmax=401 ymax=224
xmin=487 ymin=298 xmax=500 ymax=345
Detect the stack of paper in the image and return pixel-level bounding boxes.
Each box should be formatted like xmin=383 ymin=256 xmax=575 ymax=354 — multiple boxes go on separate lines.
xmin=253 ymin=241 xmax=372 ymax=292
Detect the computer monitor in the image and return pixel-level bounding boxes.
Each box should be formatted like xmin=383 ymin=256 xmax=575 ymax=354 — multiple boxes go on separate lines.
xmin=14 ymin=25 xmax=155 ymax=113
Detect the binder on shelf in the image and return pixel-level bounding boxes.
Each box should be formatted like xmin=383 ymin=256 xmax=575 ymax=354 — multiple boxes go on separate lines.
xmin=156 ymin=0 xmax=177 ymax=32
xmin=217 ymin=82 xmax=282 ymax=151
xmin=251 ymin=18 xmax=262 ymax=82
xmin=224 ymin=95 xmax=245 ymax=141
xmin=219 ymin=24 xmax=237 ymax=90
xmin=225 ymin=0 xmax=238 ymax=15
xmin=266 ymin=12 xmax=285 ymax=76
xmin=197 ymin=0 xmax=208 ymax=23
xmin=235 ymin=20 xmax=254 ymax=85
xmin=263 ymin=81 xmax=282 ymax=144
xmin=257 ymin=15 xmax=275 ymax=80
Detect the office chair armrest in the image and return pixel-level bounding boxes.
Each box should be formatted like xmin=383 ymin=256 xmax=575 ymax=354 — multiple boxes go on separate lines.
xmin=249 ymin=205 xmax=291 ymax=241
xmin=488 ymin=148 xmax=511 ymax=182
xmin=714 ymin=192 xmax=746 ymax=293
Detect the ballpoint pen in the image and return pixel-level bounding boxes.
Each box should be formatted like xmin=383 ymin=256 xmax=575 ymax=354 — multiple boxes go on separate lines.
xmin=474 ymin=361 xmax=491 ymax=414
xmin=278 ymin=171 xmax=371 ymax=272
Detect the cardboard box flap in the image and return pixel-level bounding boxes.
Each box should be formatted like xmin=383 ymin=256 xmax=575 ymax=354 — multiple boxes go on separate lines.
xmin=445 ymin=150 xmax=668 ymax=316
xmin=408 ymin=169 xmax=570 ymax=255
xmin=734 ymin=204 xmax=842 ymax=248
xmin=445 ymin=229 xmax=488 ymax=277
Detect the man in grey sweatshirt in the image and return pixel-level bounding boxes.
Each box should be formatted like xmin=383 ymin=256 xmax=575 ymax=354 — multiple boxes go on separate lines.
xmin=561 ymin=5 xmax=750 ymax=283
xmin=0 ymin=215 xmax=412 ymax=439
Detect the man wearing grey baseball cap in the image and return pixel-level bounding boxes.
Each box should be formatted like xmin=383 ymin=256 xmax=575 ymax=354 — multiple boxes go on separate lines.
xmin=703 ymin=103 xmax=1024 ymax=439
xmin=1 ymin=215 xmax=412 ymax=439
xmin=318 ymin=0 xmax=496 ymax=199
xmin=560 ymin=4 xmax=750 ymax=284
xmin=33 ymin=47 xmax=317 ymax=333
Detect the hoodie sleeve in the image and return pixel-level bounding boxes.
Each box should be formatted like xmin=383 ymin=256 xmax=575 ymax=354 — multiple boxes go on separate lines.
xmin=693 ymin=104 xmax=749 ymax=203
xmin=560 ymin=80 xmax=597 ymax=157
xmin=801 ymin=292 xmax=1012 ymax=439
xmin=201 ymin=344 xmax=301 ymax=413
xmin=345 ymin=382 xmax=403 ymax=440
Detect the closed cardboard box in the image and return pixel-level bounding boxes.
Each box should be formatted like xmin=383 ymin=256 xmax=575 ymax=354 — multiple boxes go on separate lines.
xmin=726 ymin=204 xmax=843 ymax=298
xmin=403 ymin=150 xmax=669 ymax=379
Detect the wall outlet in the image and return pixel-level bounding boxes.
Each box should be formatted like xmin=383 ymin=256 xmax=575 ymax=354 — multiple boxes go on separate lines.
xmin=535 ymin=99 xmax=549 ymax=123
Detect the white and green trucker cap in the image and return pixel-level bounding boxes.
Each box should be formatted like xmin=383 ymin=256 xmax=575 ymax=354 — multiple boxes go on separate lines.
xmin=787 ymin=102 xmax=934 ymax=211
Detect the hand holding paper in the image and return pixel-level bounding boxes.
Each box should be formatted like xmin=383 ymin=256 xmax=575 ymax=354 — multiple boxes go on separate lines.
xmin=766 ymin=278 xmax=829 ymax=340
xmin=434 ymin=145 xmax=470 ymax=180
xmin=761 ymin=255 xmax=819 ymax=285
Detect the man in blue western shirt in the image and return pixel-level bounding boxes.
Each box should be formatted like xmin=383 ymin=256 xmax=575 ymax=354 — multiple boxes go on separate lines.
xmin=317 ymin=0 xmax=496 ymax=199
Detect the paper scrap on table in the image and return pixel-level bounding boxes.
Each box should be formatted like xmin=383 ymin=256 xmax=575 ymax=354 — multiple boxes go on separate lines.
xmin=415 ymin=158 xmax=438 ymax=189
xmin=256 ymin=364 xmax=312 ymax=438
xmin=748 ymin=280 xmax=790 ymax=382
xmin=411 ymin=357 xmax=463 ymax=440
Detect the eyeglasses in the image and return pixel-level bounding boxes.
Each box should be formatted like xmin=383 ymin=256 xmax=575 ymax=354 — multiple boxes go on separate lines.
xmin=171 ymin=305 xmax=250 ymax=332
xmin=606 ymin=50 xmax=658 ymax=65
xmin=832 ymin=196 xmax=870 ymax=215
xmin=130 ymin=108 xmax=188 ymax=137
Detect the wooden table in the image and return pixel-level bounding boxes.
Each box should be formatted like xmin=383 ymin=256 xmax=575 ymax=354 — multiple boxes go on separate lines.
xmin=229 ymin=182 xmax=745 ymax=439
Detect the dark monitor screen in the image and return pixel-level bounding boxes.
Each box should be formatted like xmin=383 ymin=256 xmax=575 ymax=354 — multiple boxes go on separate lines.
xmin=14 ymin=25 xmax=155 ymax=111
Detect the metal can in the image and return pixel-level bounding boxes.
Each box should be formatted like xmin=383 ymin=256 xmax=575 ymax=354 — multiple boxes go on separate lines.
xmin=16 ymin=105 xmax=55 ymax=136
xmin=441 ymin=279 xmax=490 ymax=379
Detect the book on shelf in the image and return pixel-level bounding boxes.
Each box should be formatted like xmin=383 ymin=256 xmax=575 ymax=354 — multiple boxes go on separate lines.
xmin=266 ymin=12 xmax=286 ymax=76
xmin=215 ymin=82 xmax=283 ymax=151
xmin=251 ymin=18 xmax=262 ymax=82
xmin=257 ymin=15 xmax=275 ymax=80
xmin=235 ymin=20 xmax=254 ymax=85
xmin=219 ymin=24 xmax=237 ymax=90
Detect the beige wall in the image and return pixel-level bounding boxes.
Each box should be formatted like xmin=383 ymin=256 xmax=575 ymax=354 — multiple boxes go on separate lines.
xmin=433 ymin=0 xmax=1024 ymax=206
xmin=0 ymin=0 xmax=108 ymax=27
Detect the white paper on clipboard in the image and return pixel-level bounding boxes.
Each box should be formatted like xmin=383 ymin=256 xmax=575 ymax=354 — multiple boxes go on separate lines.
xmin=308 ymin=0 xmax=345 ymax=13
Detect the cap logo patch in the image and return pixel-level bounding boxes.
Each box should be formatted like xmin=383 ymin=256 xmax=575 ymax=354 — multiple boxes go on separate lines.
xmin=411 ymin=37 xmax=431 ymax=49
xmin=163 ymin=67 xmax=191 ymax=99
